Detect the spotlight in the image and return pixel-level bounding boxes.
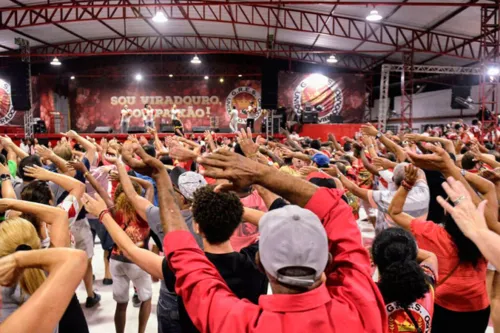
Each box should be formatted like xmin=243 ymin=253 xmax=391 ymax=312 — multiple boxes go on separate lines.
xmin=135 ymin=74 xmax=143 ymax=81
xmin=219 ymin=78 xmax=224 ymax=83
xmin=487 ymin=67 xmax=500 ymax=76
xmin=169 ymin=74 xmax=173 ymax=78
xmin=366 ymin=9 xmax=382 ymax=22
xmin=70 ymin=76 xmax=75 ymax=80
xmin=326 ymin=55 xmax=338 ymax=63
xmin=191 ymin=55 xmax=201 ymax=64
xmin=238 ymin=74 xmax=242 ymax=77
xmin=50 ymin=57 xmax=61 ymax=66
xmin=204 ymin=76 xmax=209 ymax=80
xmin=152 ymin=11 xmax=168 ymax=23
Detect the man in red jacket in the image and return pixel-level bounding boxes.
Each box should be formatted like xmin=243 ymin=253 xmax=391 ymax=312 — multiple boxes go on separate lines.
xmin=132 ymin=146 xmax=387 ymax=333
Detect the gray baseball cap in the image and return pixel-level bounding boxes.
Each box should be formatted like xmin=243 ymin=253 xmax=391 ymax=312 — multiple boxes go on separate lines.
xmin=259 ymin=205 xmax=328 ymax=287
xmin=178 ymin=171 xmax=207 ymax=201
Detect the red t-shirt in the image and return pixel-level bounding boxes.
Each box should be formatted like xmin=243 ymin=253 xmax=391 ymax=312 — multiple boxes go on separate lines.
xmin=410 ymin=219 xmax=488 ymax=312
xmin=112 ymin=211 xmax=150 ymax=261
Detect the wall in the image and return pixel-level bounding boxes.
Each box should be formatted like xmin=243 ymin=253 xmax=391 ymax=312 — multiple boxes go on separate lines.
xmin=371 ymin=85 xmax=480 ymax=131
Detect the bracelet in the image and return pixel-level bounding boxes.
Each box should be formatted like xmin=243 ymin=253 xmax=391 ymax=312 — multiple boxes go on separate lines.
xmin=375 ymin=132 xmax=382 ymax=139
xmin=401 ymin=179 xmax=414 ymax=191
xmin=84 ymin=171 xmax=90 ymax=178
xmin=98 ymin=209 xmax=110 ymax=222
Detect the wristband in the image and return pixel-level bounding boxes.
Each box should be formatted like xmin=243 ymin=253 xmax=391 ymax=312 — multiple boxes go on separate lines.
xmin=375 ymin=132 xmax=382 ymax=139
xmin=98 ymin=209 xmax=110 ymax=222
xmin=401 ymin=179 xmax=414 ymax=191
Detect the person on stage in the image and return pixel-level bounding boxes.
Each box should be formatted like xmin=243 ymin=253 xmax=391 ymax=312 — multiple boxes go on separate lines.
xmin=246 ymin=101 xmax=256 ymax=131
xmin=120 ymin=104 xmax=132 ymax=133
xmin=229 ymin=105 xmax=239 ymax=133
xmin=142 ymin=104 xmax=155 ymax=130
xmin=171 ymin=104 xmax=184 ymax=136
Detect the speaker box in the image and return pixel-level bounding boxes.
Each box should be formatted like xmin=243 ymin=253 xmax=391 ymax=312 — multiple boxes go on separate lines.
xmin=36 ymin=138 xmax=49 ymax=147
xmin=160 ymin=125 xmax=174 ymax=133
xmin=451 ymin=86 xmax=472 ymax=109
xmin=127 ymin=126 xmax=145 ymax=134
xmin=261 ymin=59 xmax=280 ymax=109
xmin=9 ymin=62 xmax=31 ymax=111
xmin=302 ymin=111 xmax=318 ymax=124
xmin=330 ymin=115 xmax=344 ymax=124
xmin=94 ymin=126 xmax=113 ymax=134
xmin=192 ymin=126 xmax=210 ymax=133
xmin=218 ymin=128 xmax=232 ymax=134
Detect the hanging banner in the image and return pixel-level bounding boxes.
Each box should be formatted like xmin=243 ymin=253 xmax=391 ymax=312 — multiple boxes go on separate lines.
xmin=68 ymin=78 xmax=262 ymax=132
xmin=278 ymin=72 xmax=366 ymax=123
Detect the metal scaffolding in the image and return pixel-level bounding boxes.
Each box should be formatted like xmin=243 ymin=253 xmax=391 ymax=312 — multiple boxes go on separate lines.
xmin=400 ymin=52 xmax=414 ymax=129
xmin=378 ymin=64 xmax=482 ymax=131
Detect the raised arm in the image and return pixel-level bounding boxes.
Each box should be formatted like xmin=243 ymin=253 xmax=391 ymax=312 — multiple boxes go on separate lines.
xmin=64 ymin=130 xmax=97 ymax=165
xmin=23 ymin=165 xmax=85 ymax=202
xmin=0 ymin=162 xmax=16 ymax=199
xmin=406 ymin=133 xmax=455 ymax=155
xmin=360 ymin=149 xmax=380 ymax=176
xmin=361 ymin=123 xmax=406 ymax=162
xmin=0 ymin=136 xmax=28 ymax=160
xmin=242 ymin=207 xmax=265 ymax=226
xmin=0 ymin=199 xmax=69 ymax=248
xmin=0 ymin=248 xmax=87 ymax=333
xmin=35 ymin=145 xmax=73 ymax=175
xmin=326 ymin=166 xmax=369 ymax=202
xmin=82 ymin=193 xmax=163 ymax=280
xmin=387 ymin=164 xmax=420 ymax=230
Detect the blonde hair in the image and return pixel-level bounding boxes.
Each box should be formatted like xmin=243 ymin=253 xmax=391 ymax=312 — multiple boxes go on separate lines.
xmin=53 ymin=144 xmax=73 ymax=161
xmin=114 ymin=181 xmax=141 ymax=222
xmin=0 ymin=218 xmax=46 ymax=296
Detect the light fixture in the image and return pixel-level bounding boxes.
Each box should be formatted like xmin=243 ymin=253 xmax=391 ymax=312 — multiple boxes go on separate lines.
xmin=169 ymin=74 xmax=173 ymax=78
xmin=50 ymin=57 xmax=61 ymax=66
xmin=238 ymin=74 xmax=242 ymax=77
xmin=326 ymin=55 xmax=338 ymax=63
xmin=204 ymin=76 xmax=209 ymax=80
xmin=152 ymin=11 xmax=168 ymax=23
xmin=70 ymin=76 xmax=75 ymax=80
xmin=366 ymin=9 xmax=382 ymax=22
xmin=135 ymin=73 xmax=143 ymax=81
xmin=219 ymin=78 xmax=224 ymax=83
xmin=191 ymin=55 xmax=201 ymax=64
xmin=487 ymin=67 xmax=500 ymax=76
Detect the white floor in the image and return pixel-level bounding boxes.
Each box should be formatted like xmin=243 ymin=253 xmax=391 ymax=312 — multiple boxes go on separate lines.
xmin=76 ymin=245 xmax=161 ymax=333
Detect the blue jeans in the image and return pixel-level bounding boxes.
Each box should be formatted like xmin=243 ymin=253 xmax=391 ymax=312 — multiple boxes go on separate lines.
xmin=144 ymin=120 xmax=154 ymax=129
xmin=157 ymin=289 xmax=181 ymax=333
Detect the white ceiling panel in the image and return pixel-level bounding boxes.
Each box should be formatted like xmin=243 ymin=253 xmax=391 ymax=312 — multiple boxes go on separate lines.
xmin=355 ymin=41 xmax=396 ymax=52
xmin=436 ymin=7 xmax=480 ymax=37
xmin=315 ymin=35 xmax=360 ymax=50
xmin=235 ymin=24 xmax=267 ymax=40
xmin=0 ymin=29 xmax=41 ymax=48
xmin=15 ymin=25 xmax=79 ymax=43
xmin=277 ymin=29 xmax=318 ymax=48
xmin=191 ymin=22 xmax=234 ymax=37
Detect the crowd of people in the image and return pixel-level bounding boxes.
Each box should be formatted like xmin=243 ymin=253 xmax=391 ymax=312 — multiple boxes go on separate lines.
xmin=0 ymin=118 xmax=499 ymax=333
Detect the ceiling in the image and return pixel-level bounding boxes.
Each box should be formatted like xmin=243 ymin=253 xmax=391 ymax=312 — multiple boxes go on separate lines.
xmin=0 ymin=0 xmax=495 ymax=71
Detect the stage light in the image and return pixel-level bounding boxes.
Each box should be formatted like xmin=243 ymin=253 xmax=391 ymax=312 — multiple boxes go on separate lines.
xmin=238 ymin=74 xmax=242 ymax=77
xmin=326 ymin=55 xmax=338 ymax=63
xmin=50 ymin=57 xmax=61 ymax=66
xmin=219 ymin=78 xmax=224 ymax=83
xmin=70 ymin=76 xmax=75 ymax=80
xmin=366 ymin=9 xmax=382 ymax=22
xmin=135 ymin=73 xmax=143 ymax=81
xmin=191 ymin=55 xmax=201 ymax=64
xmin=308 ymin=73 xmax=329 ymax=89
xmin=487 ymin=67 xmax=500 ymax=76
xmin=169 ymin=74 xmax=173 ymax=78
xmin=204 ymin=76 xmax=209 ymax=80
xmin=152 ymin=11 xmax=168 ymax=23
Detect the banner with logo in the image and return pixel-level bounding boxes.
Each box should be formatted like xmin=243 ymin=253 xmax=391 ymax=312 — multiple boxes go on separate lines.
xmin=277 ymin=72 xmax=366 ymax=123
xmin=69 ymin=78 xmax=262 ymax=132
xmin=0 ymin=78 xmax=22 ymax=126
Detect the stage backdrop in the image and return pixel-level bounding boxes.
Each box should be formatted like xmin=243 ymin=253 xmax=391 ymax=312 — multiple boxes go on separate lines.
xmin=278 ymin=72 xmax=365 ymax=123
xmin=69 ymin=78 xmax=262 ymax=132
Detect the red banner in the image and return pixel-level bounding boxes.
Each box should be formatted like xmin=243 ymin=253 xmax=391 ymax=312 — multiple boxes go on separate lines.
xmin=69 ymin=78 xmax=262 ymax=132
xmin=278 ymin=72 xmax=365 ymax=123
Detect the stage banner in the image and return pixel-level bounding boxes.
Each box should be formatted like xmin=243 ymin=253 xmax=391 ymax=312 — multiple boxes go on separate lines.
xmin=278 ymin=72 xmax=365 ymax=123
xmin=0 ymin=77 xmax=23 ymax=126
xmin=69 ymin=78 xmax=262 ymax=132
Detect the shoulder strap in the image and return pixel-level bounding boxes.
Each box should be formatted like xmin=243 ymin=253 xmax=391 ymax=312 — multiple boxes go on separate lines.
xmin=403 ymin=308 xmax=423 ymax=333
xmin=437 ymin=262 xmax=460 ymax=288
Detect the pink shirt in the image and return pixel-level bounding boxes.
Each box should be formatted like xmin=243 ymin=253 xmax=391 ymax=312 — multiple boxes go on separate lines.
xmin=230 ymin=190 xmax=267 ymax=252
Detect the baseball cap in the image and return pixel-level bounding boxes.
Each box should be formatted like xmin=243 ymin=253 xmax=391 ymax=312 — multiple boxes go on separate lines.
xmin=312 ymin=153 xmax=330 ymax=168
xmin=178 ymin=171 xmax=207 ymax=201
xmin=259 ymin=205 xmax=328 ymax=287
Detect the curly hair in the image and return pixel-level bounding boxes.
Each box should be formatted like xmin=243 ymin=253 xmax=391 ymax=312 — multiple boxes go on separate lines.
xmin=372 ymin=228 xmax=429 ymax=308
xmin=192 ymin=185 xmax=243 ymax=244
xmin=114 ymin=181 xmax=142 ymax=222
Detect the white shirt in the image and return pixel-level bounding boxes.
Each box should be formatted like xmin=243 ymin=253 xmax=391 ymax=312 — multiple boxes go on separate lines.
xmin=121 ymin=108 xmax=132 ymax=124
xmin=230 ymin=109 xmax=238 ymax=122
xmin=247 ymin=105 xmax=256 ymax=119
xmin=143 ymin=108 xmax=155 ymax=121
xmin=171 ymin=109 xmax=180 ymax=121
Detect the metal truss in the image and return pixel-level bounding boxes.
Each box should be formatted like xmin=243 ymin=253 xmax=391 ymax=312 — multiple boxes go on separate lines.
xmin=26 ymin=35 xmax=380 ymax=70
xmin=479 ymin=2 xmax=500 ymax=142
xmin=400 ymin=52 xmax=413 ymax=129
xmin=377 ymin=63 xmax=482 ymax=130
xmin=0 ymin=1 xmax=485 ymax=61
xmin=363 ymin=74 xmax=373 ymax=122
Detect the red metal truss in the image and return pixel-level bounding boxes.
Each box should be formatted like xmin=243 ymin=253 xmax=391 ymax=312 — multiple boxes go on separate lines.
xmin=400 ymin=52 xmax=413 ymax=129
xmin=0 ymin=1 xmax=484 ymax=61
xmin=23 ymin=35 xmax=381 ymax=70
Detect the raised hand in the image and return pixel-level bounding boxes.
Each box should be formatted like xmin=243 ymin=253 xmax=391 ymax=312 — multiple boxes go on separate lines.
xmin=35 ymin=145 xmax=54 ymax=160
xmin=406 ymin=144 xmax=453 ymax=172
xmin=82 ymin=193 xmax=107 ymax=217
xmin=169 ymin=146 xmax=197 ymax=162
xmin=0 ymin=135 xmax=13 ymax=147
xmin=437 ymin=177 xmax=488 ymax=239
xmin=23 ymin=165 xmax=53 ymax=181
xmin=404 ymin=164 xmax=418 ymax=185
xmin=360 ymin=123 xmax=379 ymax=137
xmin=299 ymin=166 xmax=319 ymax=177
xmin=321 ymin=165 xmax=340 ymax=178
xmin=63 ymin=130 xmax=78 ymax=139
xmin=0 ymin=254 xmax=22 ymax=287
xmin=67 ymin=159 xmax=88 ymax=173
xmin=108 ymin=170 xmax=120 ymax=182
xmin=237 ymin=127 xmax=259 ymax=157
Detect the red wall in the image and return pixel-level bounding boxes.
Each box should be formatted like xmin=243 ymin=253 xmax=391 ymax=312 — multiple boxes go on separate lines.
xmin=299 ymin=124 xmax=362 ymax=142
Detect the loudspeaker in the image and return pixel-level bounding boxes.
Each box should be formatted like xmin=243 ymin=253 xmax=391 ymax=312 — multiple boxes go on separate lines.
xmin=261 ymin=59 xmax=280 ymax=109
xmin=192 ymin=126 xmax=210 ymax=133
xmin=160 ymin=125 xmax=174 ymax=133
xmin=127 ymin=126 xmax=145 ymax=134
xmin=302 ymin=111 xmax=318 ymax=124
xmin=210 ymin=127 xmax=220 ymax=133
xmin=451 ymin=86 xmax=472 ymax=109
xmin=218 ymin=128 xmax=232 ymax=134
xmin=9 ymin=62 xmax=31 ymax=111
xmin=330 ymin=115 xmax=344 ymax=124
xmin=33 ymin=120 xmax=46 ymax=134
xmin=95 ymin=126 xmax=113 ymax=134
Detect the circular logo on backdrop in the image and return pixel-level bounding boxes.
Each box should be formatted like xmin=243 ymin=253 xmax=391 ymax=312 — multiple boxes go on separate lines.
xmin=225 ymin=87 xmax=262 ymax=124
xmin=292 ymin=73 xmax=343 ymax=124
xmin=0 ymin=79 xmax=16 ymax=125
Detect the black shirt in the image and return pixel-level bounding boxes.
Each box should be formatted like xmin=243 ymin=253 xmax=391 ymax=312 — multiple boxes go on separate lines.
xmin=162 ymin=242 xmax=268 ymax=333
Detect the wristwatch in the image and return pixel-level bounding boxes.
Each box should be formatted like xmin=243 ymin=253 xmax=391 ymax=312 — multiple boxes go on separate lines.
xmin=0 ymin=174 xmax=11 ymax=182
xmin=375 ymin=132 xmax=382 ymax=139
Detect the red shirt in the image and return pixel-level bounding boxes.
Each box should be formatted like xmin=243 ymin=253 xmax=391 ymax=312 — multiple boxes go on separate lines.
xmin=164 ymin=188 xmax=387 ymax=333
xmin=410 ymin=219 xmax=488 ymax=312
